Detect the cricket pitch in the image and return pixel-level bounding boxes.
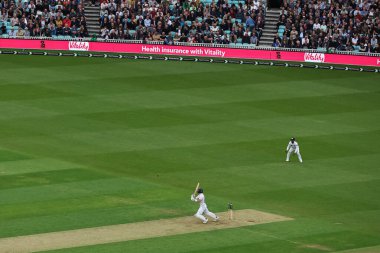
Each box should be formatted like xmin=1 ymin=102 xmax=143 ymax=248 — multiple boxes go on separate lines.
xmin=0 ymin=209 xmax=292 ymax=253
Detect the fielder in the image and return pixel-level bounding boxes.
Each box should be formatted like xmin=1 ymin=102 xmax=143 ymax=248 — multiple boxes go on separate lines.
xmin=285 ymin=137 xmax=303 ymax=163
xmin=191 ymin=188 xmax=219 ymax=224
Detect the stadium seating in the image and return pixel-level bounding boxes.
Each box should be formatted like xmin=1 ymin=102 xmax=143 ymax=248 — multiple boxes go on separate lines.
xmin=274 ymin=0 xmax=379 ymax=52
xmin=99 ymin=0 xmax=265 ymax=45
xmin=0 ymin=1 xmax=88 ymax=38
xmin=1 ymin=0 xmax=378 ymax=53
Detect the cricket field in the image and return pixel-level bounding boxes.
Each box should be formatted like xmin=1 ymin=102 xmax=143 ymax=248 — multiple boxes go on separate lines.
xmin=0 ymin=54 xmax=379 ymax=253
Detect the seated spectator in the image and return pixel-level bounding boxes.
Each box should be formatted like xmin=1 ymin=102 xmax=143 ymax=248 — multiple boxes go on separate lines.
xmin=290 ymin=26 xmax=298 ymax=41
xmin=16 ymin=27 xmax=25 ymax=37
xmin=359 ymin=42 xmax=367 ymax=52
xmin=8 ymin=27 xmax=16 ymax=37
xmin=282 ymin=36 xmax=289 ymax=47
xmin=302 ymin=35 xmax=310 ymax=48
xmin=48 ymin=21 xmax=56 ymax=35
xmin=23 ymin=27 xmax=30 ymax=36
xmin=71 ymin=25 xmax=78 ymax=37
xmin=152 ymin=31 xmax=161 ymax=41
xmin=242 ymin=30 xmax=250 ymax=44
xmin=374 ymin=43 xmax=380 ymax=53
xmin=179 ymin=33 xmax=187 ymax=42
xmin=108 ymin=28 xmax=117 ymax=39
xmin=62 ymin=23 xmax=71 ymax=36
xmin=160 ymin=32 xmax=166 ymax=41
xmin=56 ymin=16 xmax=64 ymax=34
xmin=250 ymin=32 xmax=258 ymax=45
xmin=236 ymin=27 xmax=244 ymax=39
xmin=272 ymin=38 xmax=282 ymax=47
xmin=229 ymin=27 xmax=237 ymax=43
xmin=63 ymin=16 xmax=72 ymax=28
xmin=313 ymin=19 xmax=321 ymax=31
xmin=320 ymin=21 xmax=327 ymax=33
xmin=366 ymin=43 xmax=372 ymax=53
xmin=0 ymin=9 xmax=8 ymax=23
xmin=245 ymin=14 xmax=255 ymax=31
xmin=295 ymin=40 xmax=302 ymax=48
xmin=164 ymin=34 xmax=174 ymax=45
xmin=33 ymin=24 xmax=42 ymax=36
xmin=42 ymin=27 xmax=52 ymax=37
xmin=370 ymin=36 xmax=378 ymax=48
xmin=351 ymin=34 xmax=359 ymax=46
xmin=210 ymin=23 xmax=219 ymax=34
xmin=0 ymin=23 xmax=5 ymax=35
xmin=79 ymin=25 xmax=88 ymax=37
xmin=11 ymin=14 xmax=19 ymax=26
xmin=101 ymin=26 xmax=109 ymax=39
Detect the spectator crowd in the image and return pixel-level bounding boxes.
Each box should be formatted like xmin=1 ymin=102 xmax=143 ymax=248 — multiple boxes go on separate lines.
xmin=0 ymin=0 xmax=88 ymax=37
xmin=98 ymin=0 xmax=266 ymax=45
xmin=273 ymin=0 xmax=380 ymax=53
xmin=1 ymin=0 xmax=379 ymax=53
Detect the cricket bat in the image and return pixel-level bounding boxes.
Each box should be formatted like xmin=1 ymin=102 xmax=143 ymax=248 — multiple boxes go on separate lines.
xmin=193 ymin=182 xmax=200 ymax=196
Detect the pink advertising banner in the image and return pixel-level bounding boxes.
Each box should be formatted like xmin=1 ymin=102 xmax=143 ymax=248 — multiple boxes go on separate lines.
xmin=0 ymin=38 xmax=379 ymax=67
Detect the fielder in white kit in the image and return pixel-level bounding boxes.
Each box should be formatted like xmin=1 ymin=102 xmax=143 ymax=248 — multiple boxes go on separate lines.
xmin=286 ymin=137 xmax=303 ymax=163
xmin=191 ymin=188 xmax=219 ymax=224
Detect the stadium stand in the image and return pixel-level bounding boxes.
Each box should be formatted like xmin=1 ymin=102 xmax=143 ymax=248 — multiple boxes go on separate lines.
xmin=274 ymin=0 xmax=380 ymax=53
xmin=0 ymin=0 xmax=88 ymax=38
xmin=1 ymin=0 xmax=378 ymax=53
xmin=97 ymin=0 xmax=266 ymax=45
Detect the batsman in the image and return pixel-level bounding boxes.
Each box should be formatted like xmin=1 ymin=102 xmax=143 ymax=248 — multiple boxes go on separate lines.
xmin=191 ymin=184 xmax=219 ymax=224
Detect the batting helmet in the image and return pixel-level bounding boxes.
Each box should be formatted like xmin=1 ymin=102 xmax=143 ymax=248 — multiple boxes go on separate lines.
xmin=197 ymin=188 xmax=203 ymax=194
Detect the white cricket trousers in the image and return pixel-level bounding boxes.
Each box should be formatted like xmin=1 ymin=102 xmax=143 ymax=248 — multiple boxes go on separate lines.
xmin=286 ymin=148 xmax=303 ymax=162
xmin=194 ymin=203 xmax=217 ymax=222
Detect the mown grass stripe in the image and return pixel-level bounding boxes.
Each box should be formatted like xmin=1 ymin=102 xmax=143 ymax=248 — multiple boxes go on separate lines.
xmin=0 ymin=177 xmax=158 ymax=205
xmin=0 ymin=158 xmax=85 ymax=176
xmin=0 ymin=168 xmax=115 ymax=190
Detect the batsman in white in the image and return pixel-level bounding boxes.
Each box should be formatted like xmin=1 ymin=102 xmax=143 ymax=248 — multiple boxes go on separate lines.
xmin=191 ymin=188 xmax=219 ymax=224
xmin=285 ymin=137 xmax=303 ymax=163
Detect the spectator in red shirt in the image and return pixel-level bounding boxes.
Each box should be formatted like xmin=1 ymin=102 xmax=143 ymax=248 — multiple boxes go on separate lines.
xmin=62 ymin=16 xmax=71 ymax=28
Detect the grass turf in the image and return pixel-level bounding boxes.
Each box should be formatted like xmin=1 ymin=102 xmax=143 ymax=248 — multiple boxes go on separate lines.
xmin=0 ymin=54 xmax=379 ymax=252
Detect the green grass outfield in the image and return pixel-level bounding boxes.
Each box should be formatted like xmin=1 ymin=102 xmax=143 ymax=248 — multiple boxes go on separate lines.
xmin=0 ymin=54 xmax=379 ymax=252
